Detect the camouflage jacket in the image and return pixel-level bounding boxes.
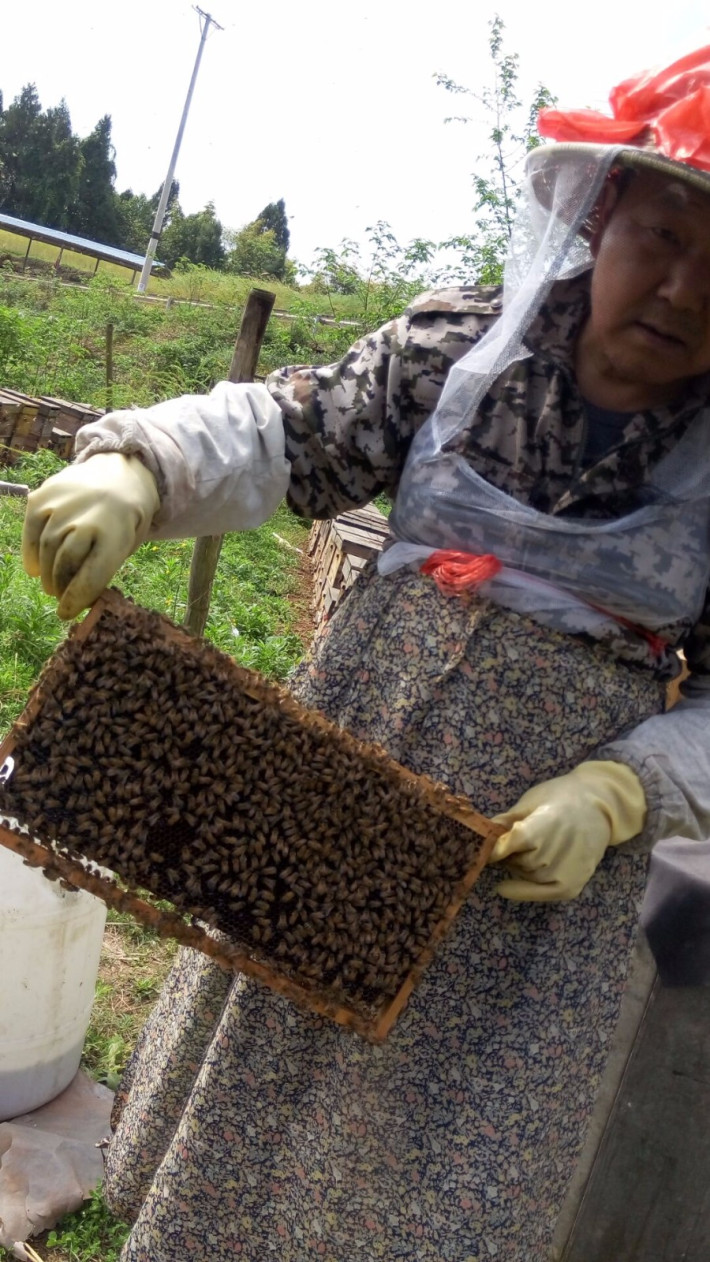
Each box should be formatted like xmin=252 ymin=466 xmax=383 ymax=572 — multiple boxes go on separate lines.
xmin=267 ymin=273 xmax=710 ymax=676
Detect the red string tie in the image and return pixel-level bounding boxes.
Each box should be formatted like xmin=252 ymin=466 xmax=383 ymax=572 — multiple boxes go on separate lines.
xmin=420 ymin=550 xmax=502 ymax=597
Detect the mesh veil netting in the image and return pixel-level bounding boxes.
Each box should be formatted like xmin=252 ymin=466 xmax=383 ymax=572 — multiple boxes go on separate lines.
xmin=401 ymin=144 xmax=620 ymax=451
xmin=386 ymin=144 xmax=710 ymax=645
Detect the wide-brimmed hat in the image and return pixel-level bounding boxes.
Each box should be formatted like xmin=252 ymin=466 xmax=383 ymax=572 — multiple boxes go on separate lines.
xmin=532 ymin=46 xmax=710 ymax=199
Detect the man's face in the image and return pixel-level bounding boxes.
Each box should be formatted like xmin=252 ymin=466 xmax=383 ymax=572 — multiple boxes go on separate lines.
xmin=583 ymin=169 xmax=710 ymax=406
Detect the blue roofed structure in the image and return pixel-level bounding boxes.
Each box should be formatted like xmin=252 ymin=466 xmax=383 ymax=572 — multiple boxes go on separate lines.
xmin=0 ymin=213 xmax=164 ymax=279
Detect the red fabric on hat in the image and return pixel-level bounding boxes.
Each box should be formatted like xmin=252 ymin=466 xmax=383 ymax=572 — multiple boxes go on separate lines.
xmin=535 ymin=110 xmax=645 ymax=144
xmin=538 ymin=46 xmax=710 ymax=173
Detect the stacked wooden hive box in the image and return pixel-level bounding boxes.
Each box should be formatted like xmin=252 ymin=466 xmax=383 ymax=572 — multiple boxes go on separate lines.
xmin=308 ymin=503 xmax=390 ymax=632
xmin=0 ymin=388 xmax=101 ymax=465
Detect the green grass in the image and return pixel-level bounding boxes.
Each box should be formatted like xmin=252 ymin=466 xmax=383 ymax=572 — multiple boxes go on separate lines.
xmin=0 ymin=266 xmax=361 ymax=411
xmin=0 ymin=227 xmax=394 ymax=325
xmin=44 ymin=1186 xmax=131 ymax=1261
xmin=0 ymin=227 xmax=140 ymax=285
xmin=83 ymin=912 xmax=177 ymax=1092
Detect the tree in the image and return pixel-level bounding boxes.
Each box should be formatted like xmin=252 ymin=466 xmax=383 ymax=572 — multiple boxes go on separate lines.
xmin=0 ymin=84 xmax=227 ymax=269
xmin=69 ymin=115 xmax=121 ymax=244
xmin=159 ymin=201 xmax=225 ymax=270
xmin=225 ymin=222 xmax=288 ymax=279
xmin=115 ymin=180 xmax=180 ymax=256
xmin=434 ymin=15 xmax=556 ymax=283
xmin=0 ymin=85 xmax=82 ymax=228
xmin=115 ymin=190 xmax=154 ymax=254
xmin=38 ymin=101 xmax=83 ymax=228
xmin=307 ymin=223 xmax=436 ymax=326
xmin=0 ymin=84 xmax=44 ymax=216
xmin=225 ymin=198 xmax=291 ymax=280
xmin=256 ymin=199 xmax=290 ymax=253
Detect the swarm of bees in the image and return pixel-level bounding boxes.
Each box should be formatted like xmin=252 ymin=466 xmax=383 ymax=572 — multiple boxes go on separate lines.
xmin=0 ymin=591 xmax=497 ymax=1039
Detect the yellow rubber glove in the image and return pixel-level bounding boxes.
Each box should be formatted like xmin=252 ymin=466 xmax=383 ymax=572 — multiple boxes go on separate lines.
xmin=22 ymin=453 xmax=160 ymax=620
xmin=490 ymin=761 xmax=646 ymax=902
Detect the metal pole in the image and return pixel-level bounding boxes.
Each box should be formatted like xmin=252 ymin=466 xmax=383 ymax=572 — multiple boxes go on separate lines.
xmin=136 ymin=7 xmax=223 ymax=293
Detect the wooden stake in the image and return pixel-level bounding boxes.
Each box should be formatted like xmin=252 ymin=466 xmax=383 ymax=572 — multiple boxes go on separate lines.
xmin=184 ymin=288 xmax=276 ymax=637
xmin=105 ymin=321 xmax=114 ymax=413
xmin=227 ymin=287 xmax=275 ymax=383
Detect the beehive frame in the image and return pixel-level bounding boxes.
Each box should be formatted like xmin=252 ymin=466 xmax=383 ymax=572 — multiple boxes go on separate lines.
xmin=0 ymin=591 xmax=502 ymax=1041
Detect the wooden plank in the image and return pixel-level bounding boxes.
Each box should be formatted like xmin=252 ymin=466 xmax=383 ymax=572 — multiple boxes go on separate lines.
xmin=10 ymin=433 xmax=40 ymax=453
xmin=336 ymin=512 xmax=389 ymax=537
xmin=562 ymin=978 xmax=710 ymax=1261
xmin=323 ymin=580 xmax=341 ymax=616
xmin=331 ymin=517 xmax=388 ymax=540
xmin=337 ymin=503 xmax=388 ymax=523
xmin=39 ymin=413 xmax=57 ymax=444
xmin=0 ymin=395 xmax=23 ymax=412
xmin=330 ymin=531 xmax=386 ymax=556
xmin=45 ymin=428 xmax=75 ymax=460
xmin=341 ymin=554 xmax=369 ymax=584
xmin=9 ymin=405 xmax=39 ymax=437
xmin=330 ymin=537 xmax=383 ymax=563
xmin=0 ymin=387 xmax=43 ymax=404
xmin=310 ymin=508 xmax=389 ymax=636
xmin=27 ymin=410 xmax=52 ymax=440
xmin=307 ymin=519 xmax=326 ymax=551
xmin=39 ymin=396 xmax=102 ymax=434
xmin=316 ymin=535 xmax=340 ymax=585
xmin=0 ymin=480 xmax=28 ymax=498
xmin=46 ymin=413 xmax=84 ymax=437
xmin=308 ymin=520 xmax=331 ymax=567
xmin=325 ymin=546 xmax=346 ymax=591
xmin=330 ymin=518 xmax=388 ymax=541
xmin=314 ymin=520 xmax=337 ymax=563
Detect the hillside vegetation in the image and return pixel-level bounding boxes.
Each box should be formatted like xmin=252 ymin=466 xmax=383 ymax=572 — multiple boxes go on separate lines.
xmin=0 ymin=230 xmax=435 ymax=411
xmin=0 ymin=272 xmax=356 ymax=411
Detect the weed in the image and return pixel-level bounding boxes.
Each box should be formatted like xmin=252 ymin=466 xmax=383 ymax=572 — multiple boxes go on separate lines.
xmin=82 ymin=919 xmax=177 ymax=1091
xmin=0 ymin=266 xmax=364 ymax=411
xmin=44 ymin=1185 xmax=130 ymax=1261
xmin=1 ymin=448 xmax=66 ymax=487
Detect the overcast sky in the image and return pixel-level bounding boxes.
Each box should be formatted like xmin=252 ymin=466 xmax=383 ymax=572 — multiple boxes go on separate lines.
xmin=3 ymin=0 xmax=710 ymax=267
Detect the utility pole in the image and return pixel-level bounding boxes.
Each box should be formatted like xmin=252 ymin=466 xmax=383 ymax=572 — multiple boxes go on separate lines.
xmin=136 ymin=7 xmax=223 ymax=293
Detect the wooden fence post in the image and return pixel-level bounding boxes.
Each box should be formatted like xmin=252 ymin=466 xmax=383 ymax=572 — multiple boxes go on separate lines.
xmin=105 ymin=322 xmax=114 ymax=413
xmin=183 ymin=288 xmax=276 ymax=637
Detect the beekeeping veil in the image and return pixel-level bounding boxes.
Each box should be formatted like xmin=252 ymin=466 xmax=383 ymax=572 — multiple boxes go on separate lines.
xmin=385 ymin=47 xmax=710 ymax=659
xmin=395 ymin=139 xmax=620 ymax=460
xmin=418 ymin=41 xmax=710 ymax=457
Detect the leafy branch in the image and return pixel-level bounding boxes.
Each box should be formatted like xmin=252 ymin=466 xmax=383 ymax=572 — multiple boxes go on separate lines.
xmin=433 ymin=14 xmax=556 ymax=284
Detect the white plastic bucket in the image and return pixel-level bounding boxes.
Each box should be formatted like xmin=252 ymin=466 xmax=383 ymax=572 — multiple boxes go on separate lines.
xmin=0 ymin=845 xmax=106 ymax=1120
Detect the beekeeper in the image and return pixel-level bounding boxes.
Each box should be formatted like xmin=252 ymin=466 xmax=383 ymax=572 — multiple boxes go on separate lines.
xmin=21 ymin=46 xmax=710 ymax=1262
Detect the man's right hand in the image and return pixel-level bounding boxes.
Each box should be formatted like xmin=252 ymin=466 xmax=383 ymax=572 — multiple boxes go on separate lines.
xmin=22 ymin=452 xmax=160 ymax=620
